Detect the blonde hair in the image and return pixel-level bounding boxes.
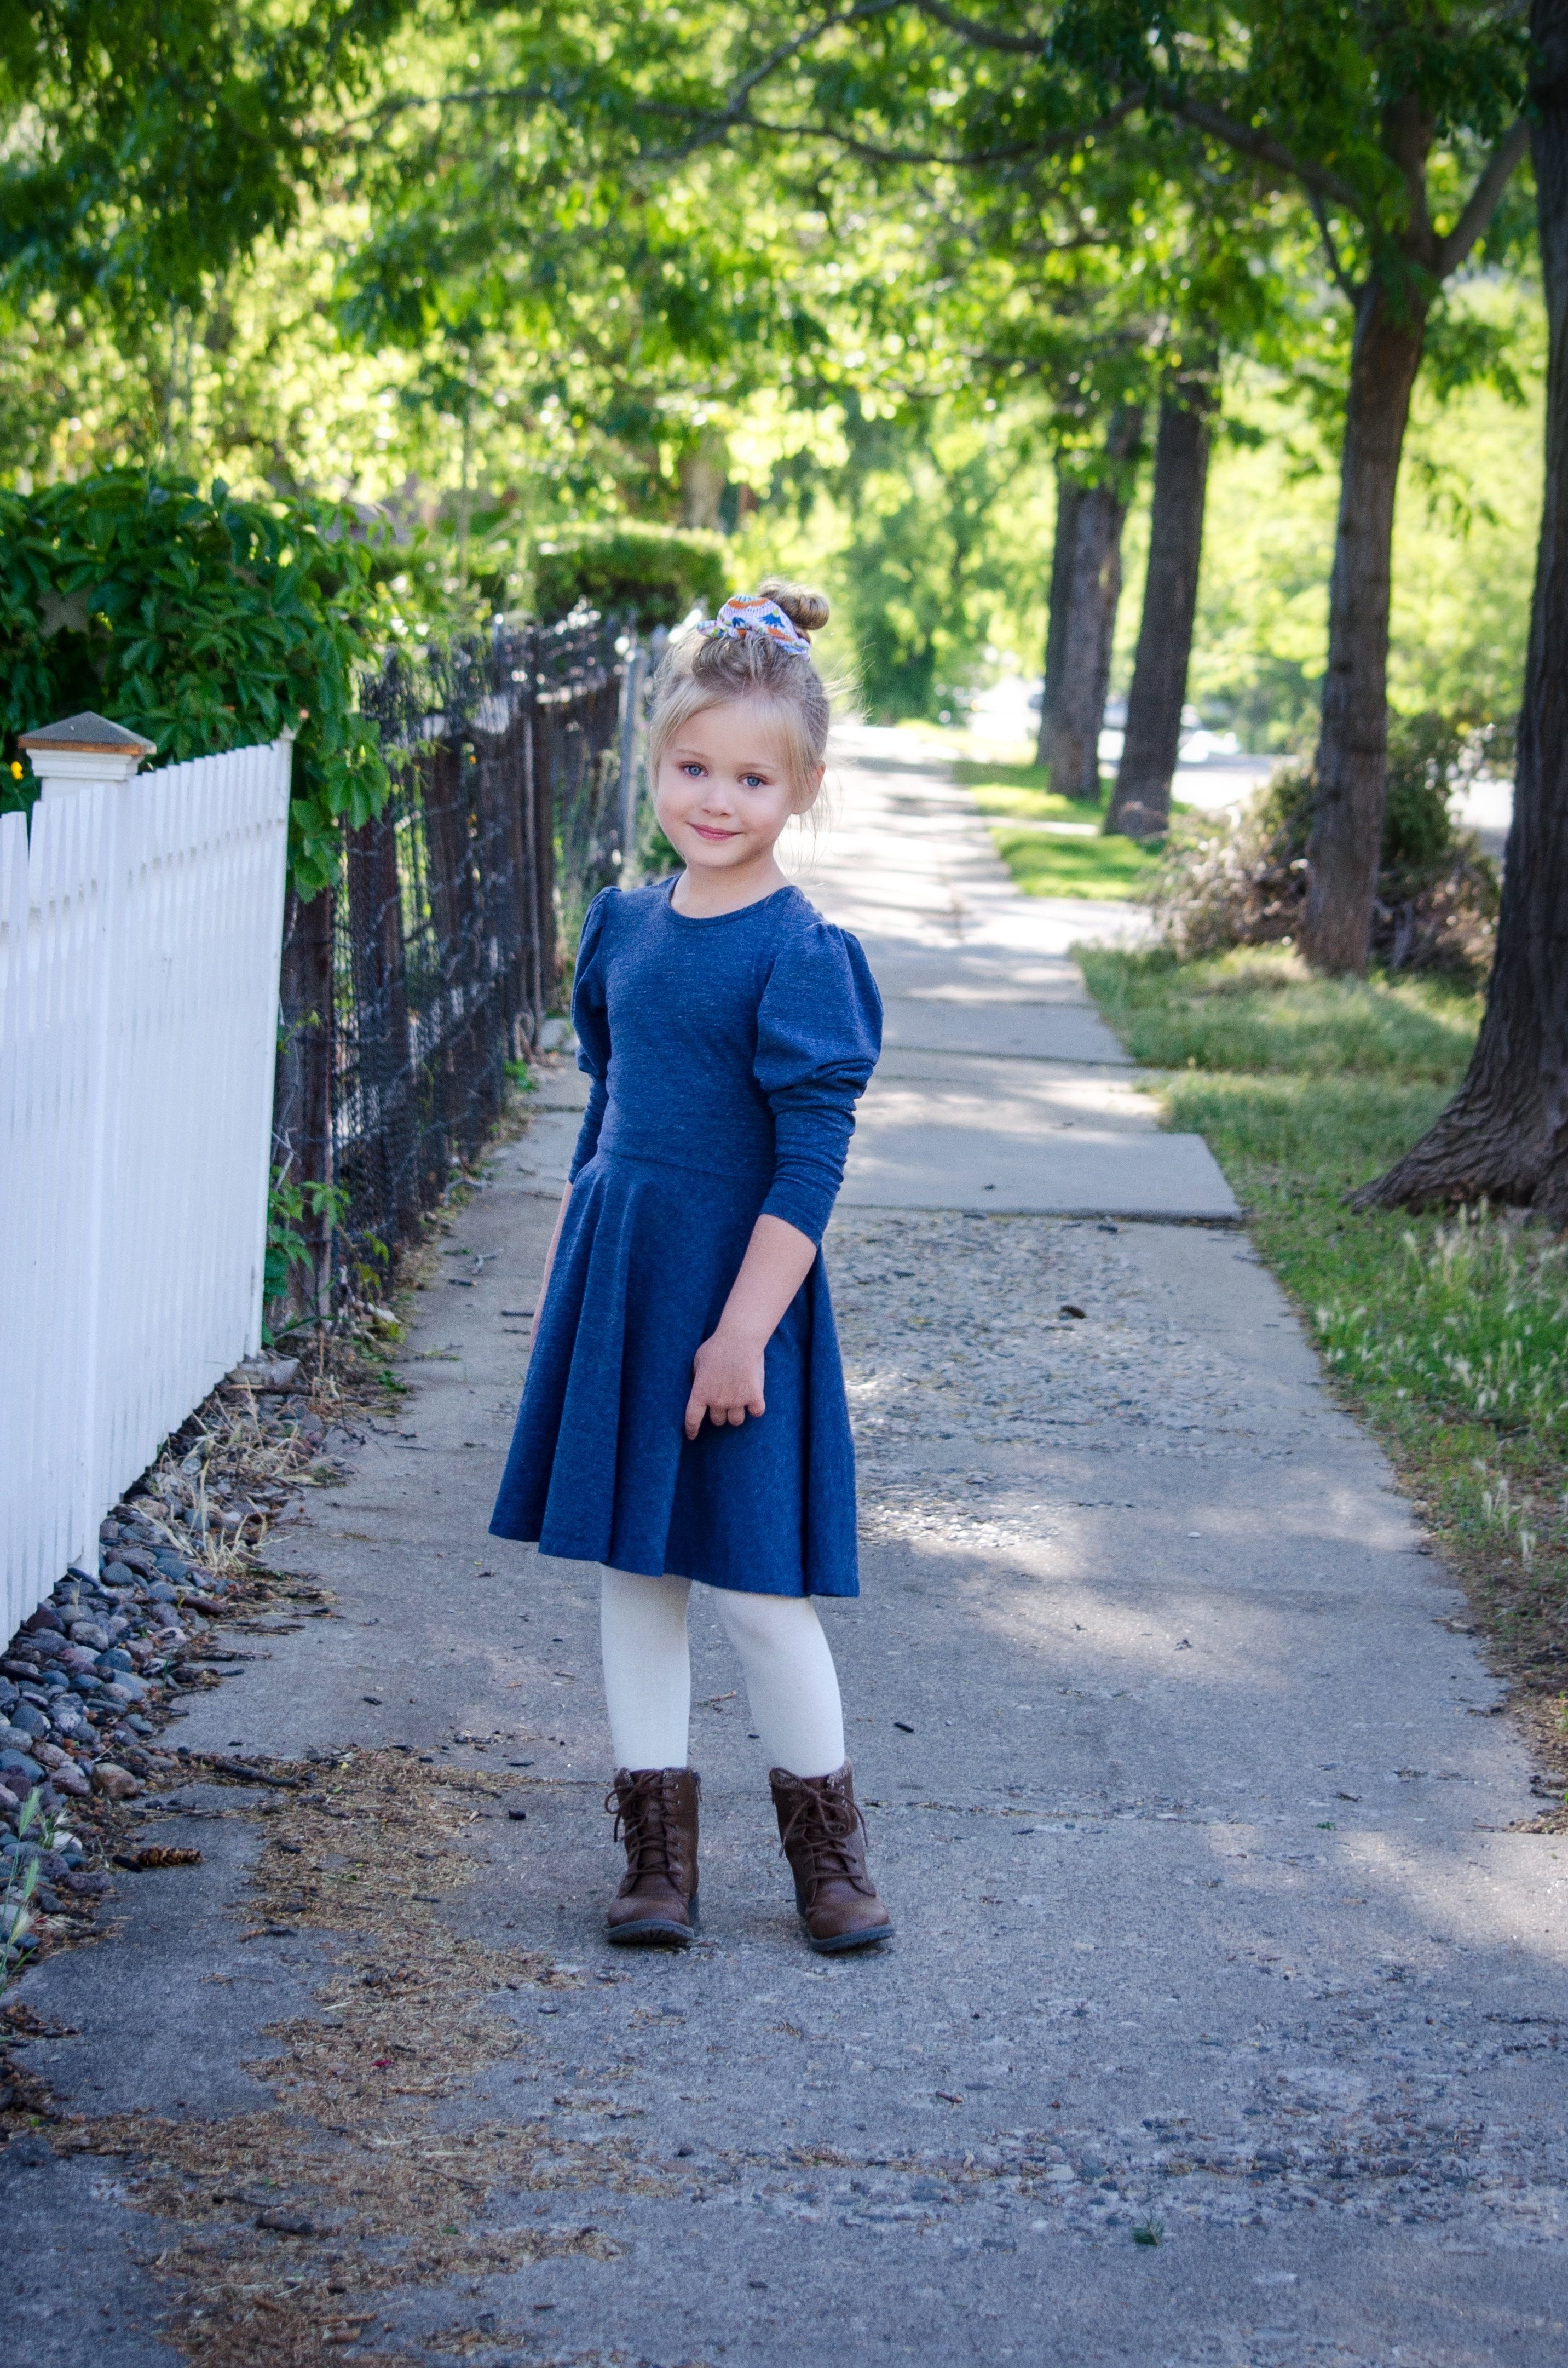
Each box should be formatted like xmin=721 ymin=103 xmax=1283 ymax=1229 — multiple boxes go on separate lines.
xmin=647 ymin=577 xmax=832 ymax=809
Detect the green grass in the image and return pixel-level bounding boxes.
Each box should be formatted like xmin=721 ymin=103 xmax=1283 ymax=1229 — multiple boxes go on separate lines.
xmin=955 ymin=758 xmax=1172 ymax=900
xmin=1077 ymin=945 xmax=1568 ymax=1760
xmin=953 ymin=757 xmax=1105 ymax=824
xmin=1079 ymin=946 xmax=1479 ymax=1080
xmin=993 ymin=827 xmax=1170 ymax=900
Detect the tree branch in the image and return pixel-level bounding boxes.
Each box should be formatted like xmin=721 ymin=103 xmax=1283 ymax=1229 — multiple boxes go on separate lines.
xmin=1434 ymin=116 xmax=1530 ymax=278
xmin=1171 ymin=96 xmax=1364 ymax=216
xmin=353 ymin=81 xmax=557 ymax=130
xmin=699 ymin=91 xmax=1144 ymax=170
xmin=1307 ymin=187 xmax=1362 ymax=303
xmin=718 ymin=0 xmax=910 ymax=115
xmin=1381 ymin=90 xmax=1437 ymax=264
xmin=912 ymin=0 xmax=1048 ymax=53
xmin=348 ymin=2 xmax=909 ymax=141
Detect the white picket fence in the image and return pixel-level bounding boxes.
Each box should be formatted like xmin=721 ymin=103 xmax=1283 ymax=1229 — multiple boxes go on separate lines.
xmin=0 ymin=739 xmax=292 ymax=1641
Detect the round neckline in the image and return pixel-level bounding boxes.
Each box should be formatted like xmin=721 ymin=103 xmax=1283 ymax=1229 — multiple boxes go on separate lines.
xmin=662 ymin=876 xmax=798 ymax=927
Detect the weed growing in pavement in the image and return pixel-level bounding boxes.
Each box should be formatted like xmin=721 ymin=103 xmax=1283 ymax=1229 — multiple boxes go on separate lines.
xmin=1 ymin=1790 xmax=59 ymax=1995
xmin=263 ymin=1173 xmax=351 ymax=1340
xmin=1077 ymin=945 xmax=1568 ymax=1811
xmin=1131 ymin=2218 xmax=1164 ymax=2245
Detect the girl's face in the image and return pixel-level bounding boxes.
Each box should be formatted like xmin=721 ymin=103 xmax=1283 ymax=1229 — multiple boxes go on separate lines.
xmin=654 ymin=700 xmax=821 ymax=878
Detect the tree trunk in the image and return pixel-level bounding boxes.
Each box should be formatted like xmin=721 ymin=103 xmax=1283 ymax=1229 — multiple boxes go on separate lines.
xmin=1300 ymin=280 xmax=1427 ymax=972
xmin=1105 ymin=379 xmax=1214 ymax=837
xmin=1046 ymin=406 xmax=1143 ymax=802
xmin=1354 ymin=0 xmax=1568 ymax=1217
xmin=1036 ymin=468 xmax=1083 ymax=766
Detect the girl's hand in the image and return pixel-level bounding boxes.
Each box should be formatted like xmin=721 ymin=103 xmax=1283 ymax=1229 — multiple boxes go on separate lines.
xmin=682 ymin=1212 xmax=814 ymax=1439
xmin=685 ymin=1327 xmax=766 ymax=1439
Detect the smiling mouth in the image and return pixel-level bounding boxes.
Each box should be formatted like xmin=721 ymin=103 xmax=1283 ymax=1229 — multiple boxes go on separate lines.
xmin=691 ymin=824 xmax=741 ymax=841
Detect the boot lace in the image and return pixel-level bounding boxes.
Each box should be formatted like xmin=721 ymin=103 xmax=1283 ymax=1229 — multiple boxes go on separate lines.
xmin=607 ymin=1771 xmax=686 ymax=1885
xmin=777 ymin=1782 xmax=872 ymax=1898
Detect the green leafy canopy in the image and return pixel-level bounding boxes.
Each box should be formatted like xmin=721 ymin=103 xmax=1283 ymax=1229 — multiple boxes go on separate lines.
xmin=0 ymin=470 xmax=405 ymax=895
xmin=0 ymin=1 xmax=418 ymax=324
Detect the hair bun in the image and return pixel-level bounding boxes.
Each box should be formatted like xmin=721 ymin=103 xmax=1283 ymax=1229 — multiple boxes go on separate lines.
xmin=757 ymin=576 xmax=830 ymax=636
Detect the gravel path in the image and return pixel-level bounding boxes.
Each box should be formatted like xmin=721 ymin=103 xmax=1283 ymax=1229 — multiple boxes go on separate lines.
xmin=4 ymin=734 xmax=1566 ymax=2366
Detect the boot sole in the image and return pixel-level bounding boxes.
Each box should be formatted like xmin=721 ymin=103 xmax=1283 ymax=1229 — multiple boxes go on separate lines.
xmin=805 ymin=1918 xmax=894 ymax=1955
xmin=606 ymin=1919 xmax=693 ymax=1947
xmin=607 ymin=1893 xmax=699 ymax=1948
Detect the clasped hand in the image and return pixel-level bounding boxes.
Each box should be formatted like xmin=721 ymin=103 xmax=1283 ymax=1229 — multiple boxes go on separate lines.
xmin=684 ymin=1326 xmax=766 ymax=1440
xmin=675 ymin=1212 xmax=815 ymax=1440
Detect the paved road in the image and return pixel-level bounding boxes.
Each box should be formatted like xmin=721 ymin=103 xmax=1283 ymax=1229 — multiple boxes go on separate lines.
xmin=8 ymin=734 xmax=1566 ymax=2367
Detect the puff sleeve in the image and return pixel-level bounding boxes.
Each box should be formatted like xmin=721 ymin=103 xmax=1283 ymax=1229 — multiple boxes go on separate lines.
xmin=568 ymin=891 xmax=615 ymax=1179
xmin=753 ymin=920 xmax=883 ymax=1246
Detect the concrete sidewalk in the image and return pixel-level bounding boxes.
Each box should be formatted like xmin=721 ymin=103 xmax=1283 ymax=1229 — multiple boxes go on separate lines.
xmin=797 ymin=732 xmax=1238 ymax=1221
xmin=7 ymin=734 xmax=1566 ymax=2368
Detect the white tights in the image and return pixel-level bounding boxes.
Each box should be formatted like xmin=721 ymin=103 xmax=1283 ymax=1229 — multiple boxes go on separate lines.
xmin=598 ymin=1568 xmax=846 ymax=1779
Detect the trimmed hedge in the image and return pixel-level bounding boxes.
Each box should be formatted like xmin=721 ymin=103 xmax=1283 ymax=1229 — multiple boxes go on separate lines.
xmin=0 ymin=470 xmax=404 ymax=895
xmin=532 ymin=521 xmax=728 ymax=631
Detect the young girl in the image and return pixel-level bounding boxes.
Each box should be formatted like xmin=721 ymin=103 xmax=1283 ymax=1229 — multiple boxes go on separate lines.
xmin=490 ymin=580 xmax=892 ymax=1955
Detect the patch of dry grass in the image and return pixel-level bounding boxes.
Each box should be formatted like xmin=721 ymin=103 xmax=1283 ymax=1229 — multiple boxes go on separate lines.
xmin=56 ymin=1751 xmax=689 ymax=2366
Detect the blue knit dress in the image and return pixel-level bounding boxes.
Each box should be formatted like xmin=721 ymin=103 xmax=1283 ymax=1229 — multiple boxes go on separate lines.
xmin=489 ymin=878 xmax=883 ymax=1595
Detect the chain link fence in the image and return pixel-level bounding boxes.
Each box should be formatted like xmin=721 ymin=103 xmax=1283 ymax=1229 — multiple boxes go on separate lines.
xmin=272 ymin=610 xmax=643 ymax=1309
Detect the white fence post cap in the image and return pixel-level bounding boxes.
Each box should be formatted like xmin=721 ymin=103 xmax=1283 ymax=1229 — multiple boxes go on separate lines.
xmin=18 ymin=710 xmax=157 ymax=798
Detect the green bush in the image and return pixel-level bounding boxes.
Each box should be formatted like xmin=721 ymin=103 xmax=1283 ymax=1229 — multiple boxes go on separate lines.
xmin=0 ymin=470 xmax=407 ymax=895
xmin=1258 ymin=712 xmax=1505 ymax=873
xmin=532 ymin=521 xmax=728 ymax=631
xmin=1140 ymin=711 xmax=1501 ymax=975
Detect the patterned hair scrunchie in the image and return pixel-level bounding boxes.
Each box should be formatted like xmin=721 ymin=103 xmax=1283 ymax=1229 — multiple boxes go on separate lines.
xmin=701 ymin=592 xmax=812 ymax=657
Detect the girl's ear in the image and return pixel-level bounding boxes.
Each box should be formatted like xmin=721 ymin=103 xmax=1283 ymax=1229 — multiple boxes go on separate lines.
xmin=797 ymin=763 xmax=826 ymax=814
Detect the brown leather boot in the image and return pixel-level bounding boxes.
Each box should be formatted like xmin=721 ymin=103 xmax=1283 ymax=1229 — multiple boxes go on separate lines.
xmin=605 ymin=1767 xmax=700 ymax=1946
xmin=769 ymin=1762 xmax=893 ymax=1953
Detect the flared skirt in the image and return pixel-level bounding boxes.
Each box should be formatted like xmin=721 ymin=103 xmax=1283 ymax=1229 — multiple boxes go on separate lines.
xmin=488 ymin=1151 xmax=858 ymax=1596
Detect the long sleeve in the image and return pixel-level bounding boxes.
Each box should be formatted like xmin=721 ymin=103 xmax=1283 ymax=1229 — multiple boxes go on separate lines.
xmin=753 ymin=920 xmax=883 ymax=1245
xmin=568 ymin=892 xmax=614 ymax=1179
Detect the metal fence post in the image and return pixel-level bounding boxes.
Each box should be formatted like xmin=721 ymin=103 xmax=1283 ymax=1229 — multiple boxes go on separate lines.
xmin=274 ymin=883 xmax=336 ymax=1317
xmin=328 ymin=615 xmax=629 ymax=1286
